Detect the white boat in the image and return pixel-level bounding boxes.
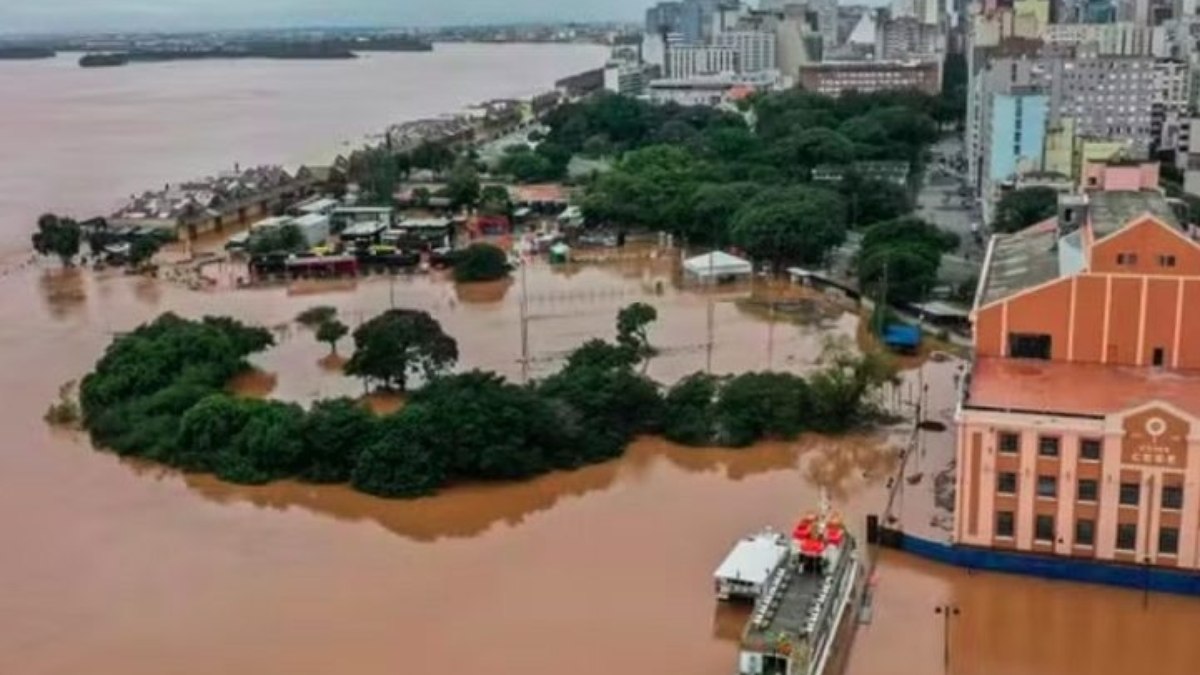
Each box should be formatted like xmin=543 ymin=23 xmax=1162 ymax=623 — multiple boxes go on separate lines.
xmin=723 ymin=510 xmax=863 ymax=675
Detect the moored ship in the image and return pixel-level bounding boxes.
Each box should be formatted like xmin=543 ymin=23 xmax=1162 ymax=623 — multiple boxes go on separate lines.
xmin=715 ymin=509 xmax=862 ymax=675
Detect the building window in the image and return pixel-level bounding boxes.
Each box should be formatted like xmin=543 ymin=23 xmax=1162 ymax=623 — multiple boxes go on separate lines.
xmin=1116 ymin=523 xmax=1138 ymax=551
xmin=1035 ymin=515 xmax=1055 ymax=542
xmin=998 ymin=432 xmax=1020 ymax=454
xmin=996 ymin=511 xmax=1015 ymax=538
xmin=1037 ymin=475 xmax=1058 ymax=498
xmin=1075 ymin=518 xmax=1095 ymax=546
xmin=1080 ymin=438 xmax=1102 ymax=461
xmin=1116 ymin=252 xmax=1139 ymax=265
xmin=1038 ymin=436 xmax=1061 ymax=457
xmin=1158 ymin=254 xmax=1176 ymax=267
xmin=1160 ymin=527 xmax=1180 ymax=555
xmin=1120 ymin=482 xmax=1141 ymax=506
xmin=1009 ymin=333 xmax=1052 ymax=359
xmin=997 ymin=471 xmax=1018 ymax=494
xmin=1078 ymin=478 xmax=1099 ymax=502
xmin=1163 ymin=485 xmax=1184 ymax=510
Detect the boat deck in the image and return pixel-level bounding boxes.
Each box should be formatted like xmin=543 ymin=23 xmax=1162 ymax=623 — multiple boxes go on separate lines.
xmin=742 ymin=564 xmax=824 ymax=646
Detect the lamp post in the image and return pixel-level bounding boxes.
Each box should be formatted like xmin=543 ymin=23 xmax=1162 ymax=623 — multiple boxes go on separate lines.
xmin=1143 ymin=555 xmax=1152 ymax=610
xmin=934 ymin=604 xmax=960 ymax=675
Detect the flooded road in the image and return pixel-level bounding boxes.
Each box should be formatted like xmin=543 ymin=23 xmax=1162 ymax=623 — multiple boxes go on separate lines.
xmin=3 ymin=42 xmax=1200 ymax=675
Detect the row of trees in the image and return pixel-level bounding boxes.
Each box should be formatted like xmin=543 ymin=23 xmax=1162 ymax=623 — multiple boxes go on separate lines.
xmin=76 ymin=306 xmax=896 ymax=498
xmin=34 ymin=213 xmax=168 ymax=267
xmin=566 ymin=90 xmax=938 ymax=272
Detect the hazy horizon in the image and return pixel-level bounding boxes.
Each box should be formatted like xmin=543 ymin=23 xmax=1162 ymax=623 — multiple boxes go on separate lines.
xmin=0 ymin=0 xmax=650 ymax=35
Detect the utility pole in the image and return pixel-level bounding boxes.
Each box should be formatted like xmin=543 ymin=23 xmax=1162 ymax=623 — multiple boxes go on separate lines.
xmin=519 ymin=250 xmax=530 ymax=383
xmin=934 ymin=604 xmax=960 ymax=675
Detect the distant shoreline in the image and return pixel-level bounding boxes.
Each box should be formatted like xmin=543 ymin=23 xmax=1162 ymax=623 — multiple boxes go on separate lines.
xmin=0 ymin=47 xmax=55 ymax=60
xmin=77 ymin=38 xmax=435 ymax=68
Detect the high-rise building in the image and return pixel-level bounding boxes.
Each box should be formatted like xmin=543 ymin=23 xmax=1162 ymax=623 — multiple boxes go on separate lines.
xmin=1045 ymin=22 xmax=1169 ymax=56
xmin=646 ymin=1 xmax=707 ymax=44
xmin=714 ymin=29 xmax=779 ymax=72
xmin=667 ymin=44 xmax=741 ymax=78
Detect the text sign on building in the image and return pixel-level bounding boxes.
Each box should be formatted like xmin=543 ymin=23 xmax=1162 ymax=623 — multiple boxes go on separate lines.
xmin=1120 ymin=407 xmax=1190 ymax=469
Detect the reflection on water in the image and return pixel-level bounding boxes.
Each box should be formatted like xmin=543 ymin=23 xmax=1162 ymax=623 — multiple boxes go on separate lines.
xmin=227 ymin=368 xmax=278 ymax=399
xmin=849 ymin=549 xmax=1200 ymax=675
xmin=38 ymin=267 xmax=87 ymax=319
xmin=176 ymin=436 xmax=887 ymax=543
xmin=454 ymin=277 xmax=514 ymax=304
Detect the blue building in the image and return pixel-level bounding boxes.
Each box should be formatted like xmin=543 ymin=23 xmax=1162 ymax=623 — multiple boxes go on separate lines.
xmin=984 ymin=89 xmax=1048 ymax=222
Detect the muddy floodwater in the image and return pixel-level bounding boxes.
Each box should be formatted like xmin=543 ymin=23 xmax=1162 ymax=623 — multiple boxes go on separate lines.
xmin=4 ymin=44 xmax=1200 ymax=675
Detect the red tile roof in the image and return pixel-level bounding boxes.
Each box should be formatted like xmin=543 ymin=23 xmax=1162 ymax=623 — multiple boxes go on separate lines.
xmin=509 ymin=183 xmax=568 ymax=204
xmin=968 ymin=357 xmax=1200 ymax=418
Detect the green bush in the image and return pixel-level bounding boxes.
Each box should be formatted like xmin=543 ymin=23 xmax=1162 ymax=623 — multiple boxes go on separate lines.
xmin=452 ymin=243 xmax=511 ymax=283
xmin=714 ymin=372 xmax=811 ymax=447
xmin=662 ymin=373 xmax=719 ymax=446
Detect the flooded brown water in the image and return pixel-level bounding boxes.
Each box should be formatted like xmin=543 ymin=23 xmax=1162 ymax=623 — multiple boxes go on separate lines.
xmin=3 ymin=44 xmax=1200 ymax=675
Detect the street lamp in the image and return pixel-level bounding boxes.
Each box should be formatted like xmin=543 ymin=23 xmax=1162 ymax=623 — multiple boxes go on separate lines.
xmin=934 ymin=604 xmax=960 ymax=675
xmin=1143 ymin=555 xmax=1152 ymax=610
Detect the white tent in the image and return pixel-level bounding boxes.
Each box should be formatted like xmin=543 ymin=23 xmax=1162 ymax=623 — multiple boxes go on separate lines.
xmin=683 ymin=250 xmax=753 ymax=283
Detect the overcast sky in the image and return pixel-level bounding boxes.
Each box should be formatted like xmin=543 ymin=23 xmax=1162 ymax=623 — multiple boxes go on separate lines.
xmin=1 ymin=0 xmax=652 ymax=34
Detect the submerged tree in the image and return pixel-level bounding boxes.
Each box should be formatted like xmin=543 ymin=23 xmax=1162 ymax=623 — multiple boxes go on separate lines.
xmin=344 ymin=309 xmax=458 ymax=391
xmin=616 ymin=302 xmax=658 ymax=373
xmin=316 ymin=319 xmax=349 ymax=355
xmin=32 ymin=213 xmax=82 ymax=266
xmin=296 ymin=305 xmax=338 ymax=328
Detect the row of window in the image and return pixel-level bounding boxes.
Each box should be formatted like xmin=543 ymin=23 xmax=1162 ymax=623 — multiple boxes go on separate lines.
xmin=996 ymin=511 xmax=1180 ymax=554
xmin=996 ymin=473 xmax=1184 ymax=508
xmin=1115 ymin=252 xmax=1177 ymax=267
xmin=998 ymin=433 xmax=1101 ymax=459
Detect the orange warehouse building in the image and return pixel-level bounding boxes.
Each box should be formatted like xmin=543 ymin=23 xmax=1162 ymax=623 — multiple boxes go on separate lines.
xmin=956 ymin=190 xmax=1200 ymax=570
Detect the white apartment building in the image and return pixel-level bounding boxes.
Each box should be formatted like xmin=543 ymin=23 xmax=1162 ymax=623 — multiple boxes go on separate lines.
xmin=1044 ymin=22 xmax=1168 ymax=57
xmin=668 ymin=44 xmax=740 ymax=78
xmin=713 ymin=29 xmax=778 ymax=73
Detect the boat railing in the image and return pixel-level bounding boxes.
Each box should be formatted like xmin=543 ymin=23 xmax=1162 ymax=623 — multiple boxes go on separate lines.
xmin=749 ymin=562 xmax=792 ymax=629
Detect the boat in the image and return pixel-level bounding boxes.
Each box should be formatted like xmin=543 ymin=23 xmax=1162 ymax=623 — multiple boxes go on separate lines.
xmin=717 ymin=505 xmax=862 ymax=675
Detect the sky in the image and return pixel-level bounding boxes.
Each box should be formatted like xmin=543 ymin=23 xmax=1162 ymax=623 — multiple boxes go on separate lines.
xmin=0 ymin=0 xmax=652 ymax=34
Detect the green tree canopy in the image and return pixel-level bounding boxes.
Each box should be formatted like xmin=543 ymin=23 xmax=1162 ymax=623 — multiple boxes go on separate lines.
xmin=841 ymin=176 xmax=912 ymax=227
xmin=714 ymin=372 xmax=811 ymax=447
xmin=249 ymin=223 xmax=307 ymax=255
xmin=344 ymin=309 xmax=459 ymax=391
xmin=993 ymin=186 xmax=1058 ymax=233
xmin=616 ymin=302 xmax=658 ymax=371
xmin=662 ymin=373 xmax=720 ymax=446
xmin=316 ymin=318 xmax=349 ymax=354
xmin=807 ymin=339 xmax=898 ymax=433
xmin=452 ymin=243 xmax=510 ymax=283
xmin=32 ymin=213 xmax=82 ymax=266
xmin=730 ymin=187 xmax=848 ymax=271
xmin=351 ymin=406 xmax=447 ymax=498
xmin=296 ymin=305 xmax=337 ymax=328
xmin=582 ymin=144 xmax=711 ymax=231
xmin=687 ymin=182 xmax=762 ymax=245
xmin=446 ymin=159 xmax=481 ymax=210
xmin=858 ymin=217 xmax=959 ymax=305
xmin=299 ymin=398 xmax=379 ymax=483
xmin=407 ymin=370 xmax=572 ymax=479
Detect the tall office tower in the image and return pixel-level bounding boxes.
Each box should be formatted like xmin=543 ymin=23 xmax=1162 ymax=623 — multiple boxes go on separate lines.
xmin=714 ymin=29 xmax=779 ymax=72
